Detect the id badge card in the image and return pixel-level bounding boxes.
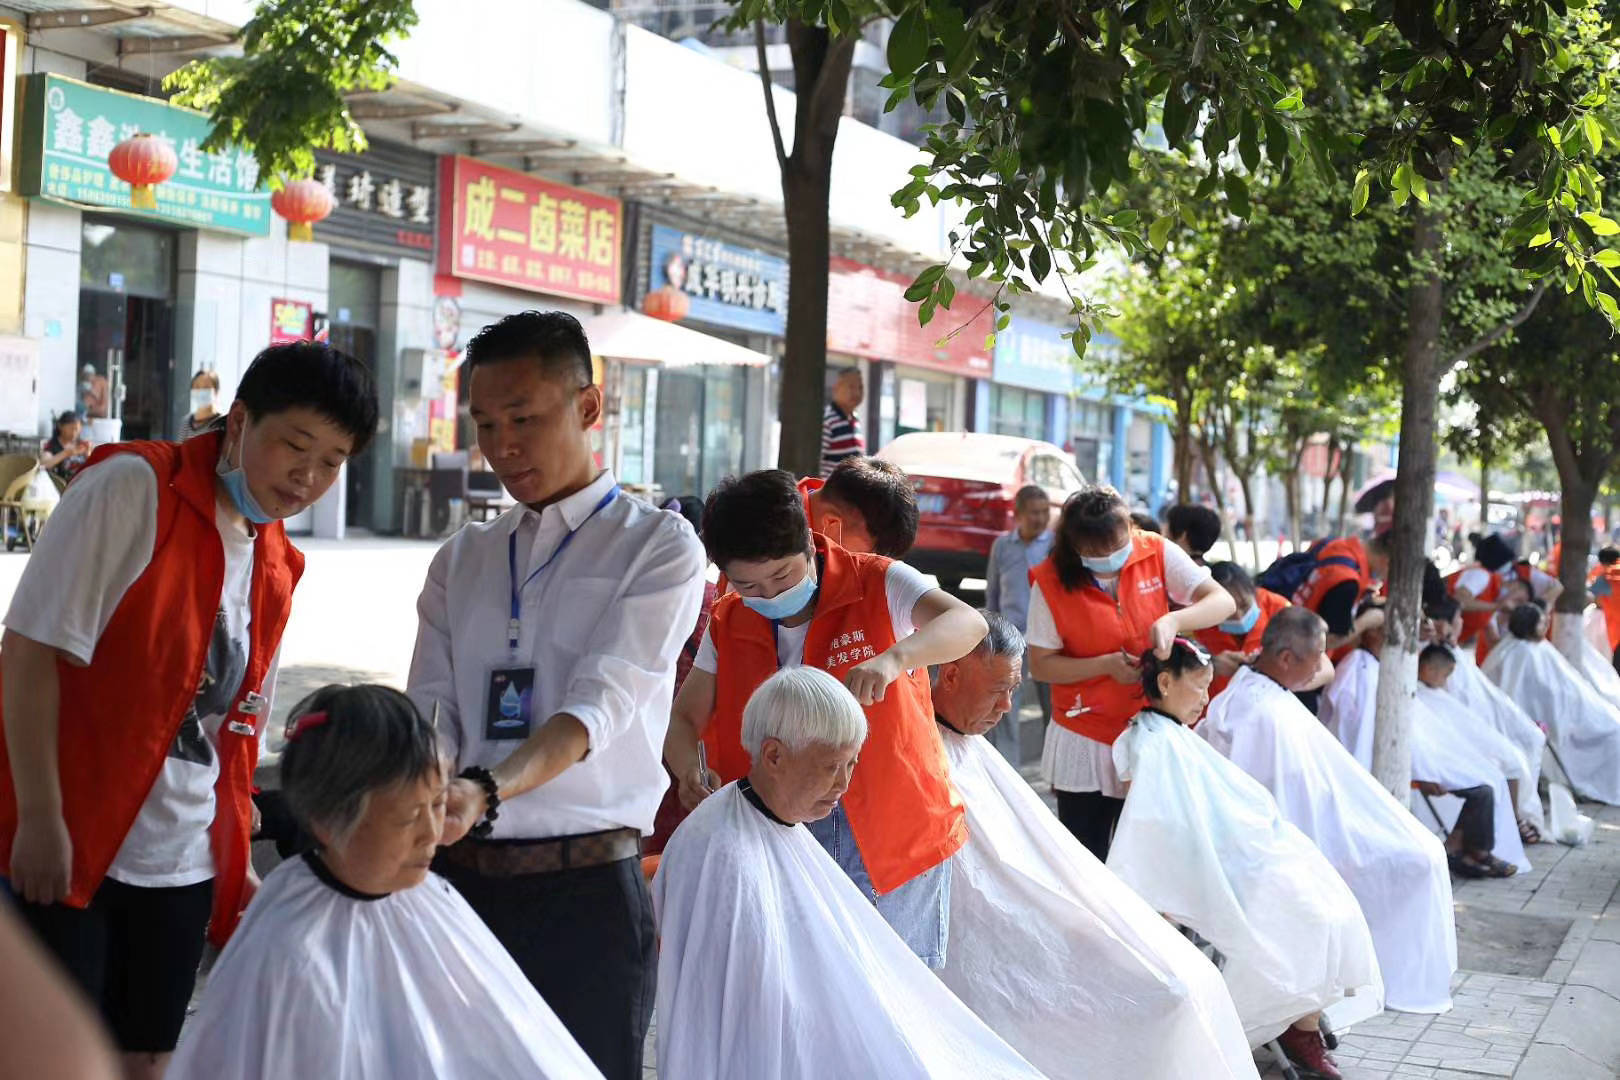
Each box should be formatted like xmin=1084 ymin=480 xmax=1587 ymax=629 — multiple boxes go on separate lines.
xmin=484 ymin=664 xmax=536 ymax=741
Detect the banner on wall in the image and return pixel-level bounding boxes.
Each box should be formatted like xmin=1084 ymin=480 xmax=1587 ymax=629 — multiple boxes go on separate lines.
xmin=269 ymin=298 xmax=314 ymax=343
xmin=826 ymin=258 xmax=992 ymax=376
xmin=644 ymin=224 xmax=787 ymax=335
xmin=437 ymin=156 xmax=621 ymax=305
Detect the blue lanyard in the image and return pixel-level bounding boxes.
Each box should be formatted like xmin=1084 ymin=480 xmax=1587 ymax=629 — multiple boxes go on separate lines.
xmin=507 ymin=485 xmax=619 ymax=651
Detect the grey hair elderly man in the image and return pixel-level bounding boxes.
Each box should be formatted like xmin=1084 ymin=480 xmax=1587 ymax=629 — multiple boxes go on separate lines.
xmin=931 ymin=612 xmax=1258 ymax=1079
xmin=1202 ymin=607 xmax=1457 ymax=1017
xmin=651 ymin=666 xmax=1041 ymax=1080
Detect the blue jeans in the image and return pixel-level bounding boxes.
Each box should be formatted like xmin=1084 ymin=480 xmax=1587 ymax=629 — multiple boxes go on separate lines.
xmin=805 ymin=803 xmax=951 ymax=968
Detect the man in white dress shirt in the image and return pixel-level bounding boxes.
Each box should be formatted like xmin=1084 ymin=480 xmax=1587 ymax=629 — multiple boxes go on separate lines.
xmin=408 ymin=311 xmax=705 ymax=1080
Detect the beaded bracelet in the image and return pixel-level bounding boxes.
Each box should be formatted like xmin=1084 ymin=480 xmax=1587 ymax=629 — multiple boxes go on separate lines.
xmin=459 ymin=766 xmax=501 ymax=839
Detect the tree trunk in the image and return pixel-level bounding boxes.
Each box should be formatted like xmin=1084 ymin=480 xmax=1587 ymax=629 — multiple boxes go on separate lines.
xmin=1174 ymin=407 xmax=1195 ymax=506
xmin=1320 ymin=433 xmax=1339 ymax=523
xmin=1556 ymin=479 xmax=1597 ymax=616
xmin=764 ymin=21 xmax=856 ymax=477
xmin=1335 ymin=446 xmax=1355 ymax=536
xmin=1235 ymin=471 xmax=1261 ymax=570
xmin=1371 ymin=207 xmax=1445 ymax=801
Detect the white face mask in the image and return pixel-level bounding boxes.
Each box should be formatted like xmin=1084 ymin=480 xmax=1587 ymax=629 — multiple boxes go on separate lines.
xmin=190 ymin=389 xmax=216 ymax=413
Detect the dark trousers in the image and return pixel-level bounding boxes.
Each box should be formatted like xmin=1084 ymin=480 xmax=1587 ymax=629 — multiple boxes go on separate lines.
xmin=435 ymin=854 xmax=655 ymax=1080
xmin=1055 ymin=789 xmax=1124 ymax=861
xmin=1611 ymin=642 xmax=1620 ymax=677
xmin=1452 ymin=784 xmax=1496 ymax=854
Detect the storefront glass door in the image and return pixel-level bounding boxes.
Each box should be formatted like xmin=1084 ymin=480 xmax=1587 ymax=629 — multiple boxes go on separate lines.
xmin=78 ymin=219 xmax=176 ymax=441
xmin=329 ymin=261 xmax=382 ymax=527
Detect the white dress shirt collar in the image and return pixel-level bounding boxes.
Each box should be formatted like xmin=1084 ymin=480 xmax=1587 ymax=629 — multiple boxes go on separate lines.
xmin=509 ymin=469 xmax=619 ymax=536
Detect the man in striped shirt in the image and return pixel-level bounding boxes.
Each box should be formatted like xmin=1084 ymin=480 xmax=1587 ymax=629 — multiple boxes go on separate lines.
xmin=821 ymin=366 xmax=866 ymax=477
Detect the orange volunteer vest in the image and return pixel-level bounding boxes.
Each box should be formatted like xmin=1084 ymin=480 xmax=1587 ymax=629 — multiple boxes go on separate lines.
xmin=1195 ymin=587 xmax=1290 ymax=699
xmin=1601 ymin=565 xmax=1620 ymax=652
xmin=0 ymin=432 xmax=302 ymax=947
xmin=1030 ymin=531 xmax=1170 ymax=746
xmin=1293 ymin=536 xmax=1369 ymax=663
xmin=1446 ymin=566 xmax=1503 ymax=665
xmin=702 ymin=534 xmax=965 ymax=895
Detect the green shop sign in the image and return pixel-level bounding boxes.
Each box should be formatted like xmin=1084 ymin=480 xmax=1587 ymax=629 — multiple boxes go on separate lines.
xmin=19 ymin=74 xmax=271 ymax=237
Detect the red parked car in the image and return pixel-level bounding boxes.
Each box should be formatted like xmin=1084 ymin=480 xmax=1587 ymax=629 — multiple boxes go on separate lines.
xmin=877 ymin=432 xmax=1085 ymax=591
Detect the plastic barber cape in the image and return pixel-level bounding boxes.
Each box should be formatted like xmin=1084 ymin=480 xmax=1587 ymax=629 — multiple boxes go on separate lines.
xmin=651 ymin=782 xmax=1043 ymax=1080
xmin=1320 ymin=648 xmax=1379 ymax=770
xmin=1484 ymin=635 xmax=1620 ymax=805
xmin=1201 ymin=666 xmax=1457 ymax=1014
xmin=937 ymin=724 xmax=1258 ymax=1079
xmin=1109 ymin=710 xmax=1383 ymax=1047
xmin=1443 ymin=644 xmax=1547 ymax=832
xmin=168 ymin=855 xmax=603 ymax=1080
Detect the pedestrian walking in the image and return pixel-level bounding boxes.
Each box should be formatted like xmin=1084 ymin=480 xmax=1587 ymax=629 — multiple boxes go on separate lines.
xmin=984 ymin=483 xmax=1054 ymax=761
xmin=820 ymin=366 xmax=865 ymax=477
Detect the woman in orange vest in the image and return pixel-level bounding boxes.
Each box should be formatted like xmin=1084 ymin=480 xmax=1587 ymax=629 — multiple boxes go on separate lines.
xmin=1594 ymin=548 xmax=1620 ymax=672
xmin=0 ymin=342 xmax=377 ymax=1078
xmin=664 ymin=469 xmax=985 ymax=966
xmin=1195 ymin=562 xmax=1292 ymax=699
xmin=1026 ymin=485 xmax=1234 ymax=860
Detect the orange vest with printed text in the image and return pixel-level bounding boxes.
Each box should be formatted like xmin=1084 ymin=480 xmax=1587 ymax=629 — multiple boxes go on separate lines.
xmin=702 ymin=534 xmax=965 ymax=895
xmin=1030 ymin=531 xmax=1169 ymax=746
xmin=1195 ymin=587 xmax=1291 ymax=699
xmin=0 ymin=432 xmax=301 ymax=947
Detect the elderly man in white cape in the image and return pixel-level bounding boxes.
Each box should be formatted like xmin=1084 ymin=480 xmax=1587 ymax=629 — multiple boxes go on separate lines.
xmin=1109 ymin=638 xmax=1382 ymax=1080
xmin=1201 ymin=606 xmax=1457 ymax=1016
xmin=929 ymin=610 xmax=1257 ymax=1080
xmin=1425 ymin=594 xmax=1547 ymax=836
xmin=651 ymin=666 xmax=1043 ymax=1080
xmin=1484 ymin=602 xmax=1620 ymax=805
xmin=169 ymin=686 xmax=603 ymax=1080
xmin=1323 ymin=610 xmax=1530 ymax=877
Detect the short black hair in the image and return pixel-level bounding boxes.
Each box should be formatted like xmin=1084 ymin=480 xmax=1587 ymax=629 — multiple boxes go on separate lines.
xmin=1013 ymin=484 xmax=1048 ymax=511
xmin=279 ymin=684 xmax=442 ymax=843
xmin=1140 ymin=638 xmax=1212 ymax=701
xmin=1600 ymin=547 xmax=1620 ymax=566
xmin=1425 ymin=594 xmax=1461 ymax=623
xmin=464 ymin=310 xmax=593 ymax=386
xmin=1507 ymin=603 xmax=1545 ymax=640
xmin=235 ymin=341 xmax=379 ymax=456
xmin=1209 ymin=560 xmax=1256 ymax=598
xmin=1131 ymin=511 xmax=1163 ymax=535
xmin=54 ymin=410 xmax=79 ymax=428
xmin=821 ymin=457 xmax=919 ymax=557
xmin=1051 ymin=484 xmax=1130 ymax=590
xmin=1419 ymin=643 xmax=1457 ymax=670
xmin=702 ymin=469 xmax=812 ymax=569
xmin=1473 ymin=533 xmax=1515 ymax=572
xmin=1165 ymin=504 xmax=1220 ymax=556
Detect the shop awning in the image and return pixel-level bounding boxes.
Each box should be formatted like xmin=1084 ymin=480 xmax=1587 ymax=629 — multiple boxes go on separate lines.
xmin=584 ymin=309 xmax=772 ymax=368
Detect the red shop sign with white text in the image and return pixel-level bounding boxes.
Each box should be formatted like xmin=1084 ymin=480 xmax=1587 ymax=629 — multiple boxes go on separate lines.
xmin=436 ymin=156 xmax=621 ymax=305
xmin=826 ymin=257 xmax=993 ymax=377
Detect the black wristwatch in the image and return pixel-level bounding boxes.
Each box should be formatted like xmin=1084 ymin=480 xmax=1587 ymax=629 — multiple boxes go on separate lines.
xmin=459 ymin=766 xmax=501 ymax=839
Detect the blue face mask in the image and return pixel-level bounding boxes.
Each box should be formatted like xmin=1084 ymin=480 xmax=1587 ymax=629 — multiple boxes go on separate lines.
xmin=741 ymin=565 xmax=818 ymax=621
xmin=1219 ymin=602 xmax=1261 ymax=636
xmin=1081 ymin=539 xmax=1132 ymax=576
xmin=216 ymin=425 xmax=277 ymax=525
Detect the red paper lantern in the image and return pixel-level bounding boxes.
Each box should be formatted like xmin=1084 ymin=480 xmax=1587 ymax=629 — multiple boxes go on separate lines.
xmin=272 ymin=178 xmax=335 ymax=243
xmin=643 ymin=286 xmax=691 ymax=322
xmin=108 ymin=133 xmax=178 ymax=210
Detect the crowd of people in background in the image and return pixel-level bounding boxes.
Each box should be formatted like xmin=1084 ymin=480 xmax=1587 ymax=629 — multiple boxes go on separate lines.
xmin=6 ymin=310 xmax=1620 ymax=1080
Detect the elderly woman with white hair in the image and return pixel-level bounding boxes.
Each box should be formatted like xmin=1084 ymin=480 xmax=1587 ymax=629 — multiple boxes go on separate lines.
xmin=168 ymin=685 xmax=602 ymax=1080
xmin=652 ymin=666 xmax=1043 ymax=1079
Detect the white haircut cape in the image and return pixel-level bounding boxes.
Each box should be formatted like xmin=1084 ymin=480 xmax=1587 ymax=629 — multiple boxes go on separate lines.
xmin=1320 ymin=648 xmax=1378 ymax=770
xmin=651 ymin=783 xmax=1043 ymax=1080
xmin=1485 ymin=635 xmax=1620 ymax=805
xmin=168 ymin=856 xmax=603 ymax=1080
xmin=1110 ymin=710 xmax=1383 ymax=1047
xmin=937 ymin=725 xmax=1258 ymax=1078
xmin=1201 ymin=666 xmax=1457 ymax=1014
xmin=1443 ymin=643 xmax=1546 ymax=832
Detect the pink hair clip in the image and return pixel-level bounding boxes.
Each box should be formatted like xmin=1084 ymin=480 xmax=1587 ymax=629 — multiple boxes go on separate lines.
xmin=285 ymin=710 xmax=330 ymax=742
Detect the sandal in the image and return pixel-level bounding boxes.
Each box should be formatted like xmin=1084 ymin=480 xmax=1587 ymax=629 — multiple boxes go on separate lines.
xmin=1519 ymin=818 xmax=1542 ymax=845
xmin=1448 ymin=853 xmax=1487 ymax=879
xmin=1477 ymin=854 xmax=1519 ymax=877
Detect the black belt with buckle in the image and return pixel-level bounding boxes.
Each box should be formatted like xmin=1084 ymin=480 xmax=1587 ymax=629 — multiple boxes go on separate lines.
xmin=438 ymin=826 xmax=642 ymax=878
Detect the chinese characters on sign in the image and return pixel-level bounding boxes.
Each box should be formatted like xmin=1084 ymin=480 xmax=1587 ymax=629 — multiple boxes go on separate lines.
xmin=826 ymin=258 xmax=994 ymax=377
xmin=269 ymin=298 xmax=314 ymax=344
xmin=313 ymin=145 xmax=436 ymax=256
xmin=18 ymin=74 xmax=271 ymax=236
xmin=437 ymin=156 xmax=621 ymax=304
xmin=646 ymin=224 xmax=787 ymax=335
